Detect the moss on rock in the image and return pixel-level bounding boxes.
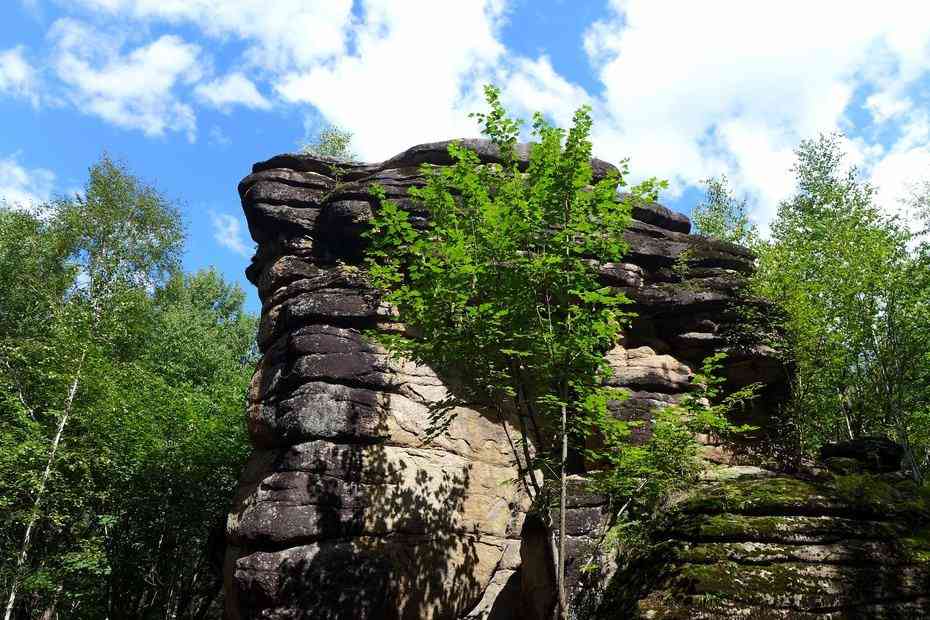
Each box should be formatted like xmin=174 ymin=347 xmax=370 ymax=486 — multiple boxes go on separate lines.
xmin=597 ymin=470 xmax=930 ymax=618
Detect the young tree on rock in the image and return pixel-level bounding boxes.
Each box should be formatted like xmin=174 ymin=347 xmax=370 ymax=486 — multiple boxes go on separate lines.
xmin=365 ymin=85 xmax=665 ymax=619
xmin=300 ymin=124 xmax=356 ymax=160
xmin=692 ymin=175 xmax=759 ymax=247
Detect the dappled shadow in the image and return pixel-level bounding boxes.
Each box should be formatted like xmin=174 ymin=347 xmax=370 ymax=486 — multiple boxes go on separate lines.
xmin=228 ymin=335 xmax=543 ymax=620
xmin=231 ymin=407 xmax=487 ymax=619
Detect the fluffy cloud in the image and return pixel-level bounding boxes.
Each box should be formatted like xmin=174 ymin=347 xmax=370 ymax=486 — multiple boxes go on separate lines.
xmin=500 ymin=56 xmax=593 ymax=129
xmin=865 ymin=92 xmax=913 ymax=124
xmin=0 ymin=154 xmax=56 ymax=209
xmin=277 ymin=0 xmax=507 ymax=160
xmin=208 ymin=210 xmax=253 ymax=256
xmin=16 ymin=0 xmax=930 ymax=231
xmin=66 ymin=0 xmax=354 ymax=71
xmin=49 ymin=18 xmax=201 ymax=139
xmin=208 ymin=125 xmax=231 ymax=147
xmin=871 ymin=138 xmax=930 ymax=231
xmin=194 ymin=73 xmax=271 ymax=111
xmin=580 ymin=1 xmax=930 ymax=223
xmin=0 ymin=46 xmax=39 ymax=105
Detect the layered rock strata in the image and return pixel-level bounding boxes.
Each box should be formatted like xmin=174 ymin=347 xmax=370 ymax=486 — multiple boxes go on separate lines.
xmin=603 ymin=450 xmax=930 ymax=618
xmin=225 ymin=141 xmax=787 ymax=619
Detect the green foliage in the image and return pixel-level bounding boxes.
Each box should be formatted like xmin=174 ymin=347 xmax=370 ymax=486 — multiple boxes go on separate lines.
xmin=598 ymin=353 xmax=758 ymax=511
xmin=0 ymin=157 xmax=255 ymax=619
xmin=364 ymin=90 xmax=766 ymax=610
xmin=692 ymin=175 xmax=759 ymax=247
xmin=300 ymin=124 xmax=355 ymax=160
xmin=592 ymin=353 xmax=759 ymax=579
xmin=671 ymin=248 xmax=693 ymax=283
xmin=365 ymin=86 xmax=665 ymax=501
xmin=685 ymin=353 xmax=760 ymax=438
xmin=908 ymin=180 xmax=930 ymax=236
xmin=753 ymin=133 xmax=930 ymax=479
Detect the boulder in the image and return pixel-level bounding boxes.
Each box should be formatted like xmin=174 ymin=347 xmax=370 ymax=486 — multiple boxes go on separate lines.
xmin=601 ymin=471 xmax=930 ymax=618
xmin=819 ymin=437 xmax=905 ymax=473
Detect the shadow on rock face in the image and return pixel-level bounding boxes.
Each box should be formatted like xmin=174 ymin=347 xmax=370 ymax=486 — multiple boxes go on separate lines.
xmin=230 ymin=395 xmax=497 ymax=620
xmin=820 ymin=437 xmax=905 ymax=474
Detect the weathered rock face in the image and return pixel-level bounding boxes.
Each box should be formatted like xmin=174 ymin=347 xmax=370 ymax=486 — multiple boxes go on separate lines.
xmin=603 ymin=464 xmax=930 ymax=618
xmin=225 ymin=140 xmax=795 ymax=619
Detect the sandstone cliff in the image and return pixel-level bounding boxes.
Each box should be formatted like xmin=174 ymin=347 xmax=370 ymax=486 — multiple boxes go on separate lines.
xmin=225 ymin=141 xmax=930 ymax=619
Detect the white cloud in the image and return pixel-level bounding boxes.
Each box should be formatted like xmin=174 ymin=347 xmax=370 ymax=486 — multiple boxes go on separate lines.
xmin=49 ymin=18 xmax=201 ymax=139
xmin=895 ymin=111 xmax=930 ymax=151
xmin=209 ymin=210 xmax=253 ymax=257
xmin=577 ymin=1 xmax=930 ymax=224
xmin=501 ymin=56 xmax=592 ymax=129
xmin=0 ymin=46 xmax=39 ymax=105
xmin=209 ymin=125 xmax=231 ymax=147
xmin=865 ymin=92 xmax=912 ymax=124
xmin=0 ymin=154 xmax=55 ymax=209
xmin=194 ymin=72 xmax=271 ymax=111
xmin=871 ymin=139 xmax=930 ymax=230
xmin=25 ymin=0 xmax=930 ymax=235
xmin=66 ymin=0 xmax=354 ymax=71
xmin=276 ymin=0 xmax=508 ymax=160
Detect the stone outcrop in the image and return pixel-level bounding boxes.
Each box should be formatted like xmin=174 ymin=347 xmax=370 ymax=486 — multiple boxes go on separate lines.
xmin=602 ymin=462 xmax=930 ymax=618
xmin=227 ymin=139 xmax=915 ymax=619
xmin=820 ymin=436 xmax=905 ymax=474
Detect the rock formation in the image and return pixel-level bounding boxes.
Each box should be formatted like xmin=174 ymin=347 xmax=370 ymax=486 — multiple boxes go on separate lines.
xmin=607 ymin=450 xmax=930 ymax=618
xmin=225 ymin=141 xmax=930 ymax=619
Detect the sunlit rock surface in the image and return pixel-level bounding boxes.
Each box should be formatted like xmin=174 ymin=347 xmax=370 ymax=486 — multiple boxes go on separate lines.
xmin=224 ymin=140 xmax=882 ymax=620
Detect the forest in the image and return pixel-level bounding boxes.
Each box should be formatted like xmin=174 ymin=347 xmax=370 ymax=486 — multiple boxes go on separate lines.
xmin=0 ymin=158 xmax=256 ymax=618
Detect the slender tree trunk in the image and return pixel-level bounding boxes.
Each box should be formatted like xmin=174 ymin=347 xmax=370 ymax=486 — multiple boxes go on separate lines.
xmin=38 ymin=584 xmax=63 ymax=620
xmin=557 ymin=402 xmax=568 ymax=620
xmin=4 ymin=351 xmax=86 ymax=620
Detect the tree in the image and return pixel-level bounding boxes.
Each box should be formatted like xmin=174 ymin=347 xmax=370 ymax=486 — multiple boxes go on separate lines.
xmin=365 ymin=85 xmax=665 ymax=619
xmin=692 ymin=175 xmax=758 ymax=246
xmin=0 ymin=157 xmax=255 ymax=618
xmin=99 ymin=268 xmax=254 ymax=619
xmin=2 ymin=155 xmax=183 ymax=620
xmin=753 ymin=133 xmax=930 ymax=480
xmin=300 ymin=124 xmax=356 ymax=160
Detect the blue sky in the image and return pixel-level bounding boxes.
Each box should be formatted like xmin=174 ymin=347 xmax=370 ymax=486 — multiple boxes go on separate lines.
xmin=2 ymin=1 xmax=929 ymax=313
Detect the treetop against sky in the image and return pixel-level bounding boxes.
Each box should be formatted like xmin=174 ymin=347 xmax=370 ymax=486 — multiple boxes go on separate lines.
xmin=1 ymin=1 xmax=929 ymax=311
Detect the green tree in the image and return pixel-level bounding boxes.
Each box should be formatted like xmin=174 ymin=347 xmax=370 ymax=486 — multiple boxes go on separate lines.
xmin=692 ymin=175 xmax=758 ymax=246
xmin=753 ymin=133 xmax=930 ymax=479
xmin=0 ymin=157 xmax=255 ymax=618
xmin=99 ymin=268 xmax=254 ymax=618
xmin=366 ymin=85 xmax=668 ymax=619
xmin=300 ymin=124 xmax=355 ymax=160
xmin=2 ymin=155 xmax=183 ymax=620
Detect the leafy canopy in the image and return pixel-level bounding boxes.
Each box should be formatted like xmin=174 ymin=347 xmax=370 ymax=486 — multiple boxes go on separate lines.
xmin=753 ymin=133 xmax=930 ymax=478
xmin=0 ymin=156 xmax=254 ymax=619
